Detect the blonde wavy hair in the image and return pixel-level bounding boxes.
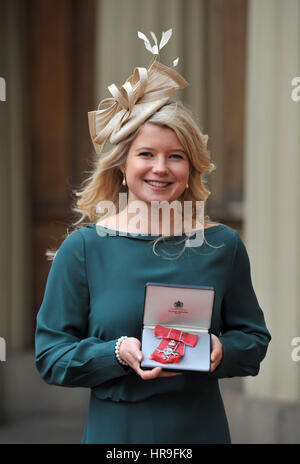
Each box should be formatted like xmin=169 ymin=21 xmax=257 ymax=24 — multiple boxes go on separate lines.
xmin=47 ymin=101 xmax=217 ymax=260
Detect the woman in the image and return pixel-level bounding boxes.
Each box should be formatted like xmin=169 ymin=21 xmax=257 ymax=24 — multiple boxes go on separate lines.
xmin=35 ymin=58 xmax=271 ymax=444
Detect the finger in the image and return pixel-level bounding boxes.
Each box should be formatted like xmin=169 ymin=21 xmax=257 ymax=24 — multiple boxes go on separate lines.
xmin=125 ymin=348 xmax=143 ymax=366
xmin=211 ymin=353 xmax=220 ymax=365
xmin=140 ymin=367 xmax=162 ymax=380
xmin=122 ymin=349 xmax=146 ymax=377
xmin=210 ymin=360 xmax=217 ymax=372
xmin=211 ymin=347 xmax=221 ymax=362
xmin=137 ymin=366 xmax=163 ymax=380
xmin=130 ymin=343 xmax=143 ymax=362
xmin=210 ymin=357 xmax=221 ymax=372
xmin=211 ymin=363 xmax=220 ymax=373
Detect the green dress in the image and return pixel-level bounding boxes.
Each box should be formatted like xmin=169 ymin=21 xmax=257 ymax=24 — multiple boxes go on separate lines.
xmin=35 ymin=223 xmax=271 ymax=444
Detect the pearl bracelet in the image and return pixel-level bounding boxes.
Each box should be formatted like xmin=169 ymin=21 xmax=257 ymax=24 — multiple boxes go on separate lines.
xmin=115 ymin=336 xmax=129 ymax=366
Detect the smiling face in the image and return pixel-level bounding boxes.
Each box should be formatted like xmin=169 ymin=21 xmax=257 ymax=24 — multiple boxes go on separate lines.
xmin=121 ymin=123 xmax=190 ymax=205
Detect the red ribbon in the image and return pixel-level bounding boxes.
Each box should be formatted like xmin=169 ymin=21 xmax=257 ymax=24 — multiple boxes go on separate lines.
xmin=149 ymin=324 xmax=198 ymax=364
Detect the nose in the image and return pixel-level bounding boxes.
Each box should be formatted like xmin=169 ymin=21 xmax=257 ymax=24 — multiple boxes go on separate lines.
xmin=151 ymin=156 xmax=169 ymax=175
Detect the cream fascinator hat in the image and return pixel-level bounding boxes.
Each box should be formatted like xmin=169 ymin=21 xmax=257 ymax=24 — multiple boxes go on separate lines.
xmin=88 ymin=29 xmax=189 ymax=154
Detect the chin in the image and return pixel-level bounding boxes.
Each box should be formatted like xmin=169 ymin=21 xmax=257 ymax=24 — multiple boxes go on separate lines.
xmin=142 ymin=191 xmax=177 ymax=203
xmin=128 ymin=183 xmax=184 ymax=205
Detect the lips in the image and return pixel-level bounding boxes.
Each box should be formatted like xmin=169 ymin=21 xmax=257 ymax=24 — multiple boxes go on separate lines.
xmin=146 ymin=180 xmax=171 ymax=186
xmin=144 ymin=180 xmax=172 ymax=190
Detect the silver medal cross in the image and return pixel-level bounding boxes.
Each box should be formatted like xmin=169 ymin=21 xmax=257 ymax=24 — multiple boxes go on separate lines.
xmin=157 ymin=339 xmax=180 ymax=360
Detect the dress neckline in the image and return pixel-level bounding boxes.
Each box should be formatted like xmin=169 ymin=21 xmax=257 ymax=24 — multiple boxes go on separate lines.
xmin=89 ymin=223 xmax=225 ymax=241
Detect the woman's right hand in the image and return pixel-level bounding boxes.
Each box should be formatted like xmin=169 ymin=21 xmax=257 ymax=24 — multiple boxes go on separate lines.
xmin=118 ymin=337 xmax=182 ymax=380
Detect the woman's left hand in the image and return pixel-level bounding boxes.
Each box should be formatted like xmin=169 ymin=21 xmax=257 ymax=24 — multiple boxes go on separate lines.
xmin=210 ymin=334 xmax=223 ymax=373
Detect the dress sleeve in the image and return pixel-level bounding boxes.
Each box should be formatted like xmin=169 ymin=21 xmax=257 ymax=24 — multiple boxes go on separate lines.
xmin=35 ymin=229 xmax=131 ymax=388
xmin=211 ymin=231 xmax=271 ymax=379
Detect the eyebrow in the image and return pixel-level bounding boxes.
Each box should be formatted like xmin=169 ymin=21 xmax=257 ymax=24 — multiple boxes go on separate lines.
xmin=134 ymin=146 xmax=187 ymax=154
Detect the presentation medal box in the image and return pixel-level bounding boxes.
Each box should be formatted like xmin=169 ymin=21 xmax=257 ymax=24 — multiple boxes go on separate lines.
xmin=140 ymin=282 xmax=215 ymax=373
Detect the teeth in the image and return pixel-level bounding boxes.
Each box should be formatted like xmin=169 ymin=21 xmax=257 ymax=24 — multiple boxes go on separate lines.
xmin=147 ymin=181 xmax=170 ymax=187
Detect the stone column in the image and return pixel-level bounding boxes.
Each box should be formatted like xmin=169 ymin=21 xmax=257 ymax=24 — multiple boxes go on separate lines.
xmin=244 ymin=0 xmax=300 ymax=401
xmin=0 ymin=0 xmax=31 ymax=353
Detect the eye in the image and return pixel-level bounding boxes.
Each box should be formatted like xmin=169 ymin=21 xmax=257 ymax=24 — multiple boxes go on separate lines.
xmin=169 ymin=154 xmax=184 ymax=160
xmin=138 ymin=152 xmax=152 ymax=157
